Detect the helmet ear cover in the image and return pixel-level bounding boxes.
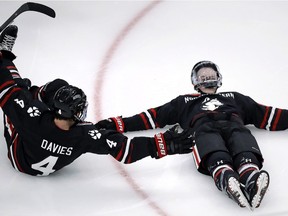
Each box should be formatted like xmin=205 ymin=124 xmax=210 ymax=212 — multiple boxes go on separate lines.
xmin=53 ymin=100 xmax=73 ymax=119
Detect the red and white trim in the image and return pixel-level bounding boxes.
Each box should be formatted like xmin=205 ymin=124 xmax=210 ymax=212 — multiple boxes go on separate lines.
xmin=111 ymin=116 xmax=125 ymax=133
xmin=4 ymin=115 xmax=22 ymax=172
xmin=144 ymin=110 xmax=156 ymax=129
xmin=192 ymin=144 xmax=201 ymax=169
xmin=154 ymin=133 xmax=167 ymax=158
xmin=120 ymin=138 xmax=131 ymax=163
xmin=265 ymin=107 xmax=275 ymax=130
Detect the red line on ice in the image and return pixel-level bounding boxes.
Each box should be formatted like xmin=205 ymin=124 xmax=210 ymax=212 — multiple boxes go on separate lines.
xmin=94 ymin=1 xmax=169 ymax=216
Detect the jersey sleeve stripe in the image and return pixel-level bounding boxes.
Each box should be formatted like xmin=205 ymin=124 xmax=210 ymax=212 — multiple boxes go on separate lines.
xmin=115 ymin=147 xmax=124 ymax=161
xmin=271 ymin=109 xmax=282 ymax=131
xmin=121 ymin=138 xmax=131 ymax=163
xmin=149 ymin=108 xmax=156 ymax=117
xmin=126 ymin=144 xmax=133 ymax=164
xmin=145 ymin=110 xmax=156 ymax=129
xmin=0 ymin=80 xmax=15 ymax=92
xmin=265 ymin=107 xmax=276 ymax=130
xmin=11 ymin=71 xmax=21 ymax=79
xmin=149 ymin=108 xmax=159 ymax=128
xmin=7 ymin=66 xmax=17 ymax=70
xmin=0 ymin=86 xmax=21 ymax=107
xmin=259 ymin=106 xmax=270 ymax=129
xmin=139 ymin=113 xmax=151 ymax=129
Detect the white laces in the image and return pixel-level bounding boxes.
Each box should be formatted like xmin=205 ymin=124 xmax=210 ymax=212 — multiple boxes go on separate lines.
xmin=0 ymin=35 xmax=16 ymax=51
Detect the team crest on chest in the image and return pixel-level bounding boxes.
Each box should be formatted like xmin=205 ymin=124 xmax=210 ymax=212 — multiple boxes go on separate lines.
xmin=201 ymin=97 xmax=223 ymax=111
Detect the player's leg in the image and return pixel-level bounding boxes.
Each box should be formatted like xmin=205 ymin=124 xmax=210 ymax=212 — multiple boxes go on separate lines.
xmin=234 ymin=152 xmax=269 ymax=209
xmin=192 ymin=122 xmax=249 ymax=207
xmin=0 ymin=25 xmax=32 ymax=90
xmin=228 ymin=126 xmax=270 ymax=209
xmin=205 ymin=151 xmax=249 ymax=208
xmin=0 ymin=25 xmax=18 ymax=53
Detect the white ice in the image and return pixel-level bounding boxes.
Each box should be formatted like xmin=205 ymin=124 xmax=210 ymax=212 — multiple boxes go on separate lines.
xmin=0 ymin=1 xmax=288 ymax=216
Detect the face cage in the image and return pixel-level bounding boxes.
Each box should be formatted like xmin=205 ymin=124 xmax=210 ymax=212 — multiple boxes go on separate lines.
xmin=74 ymin=101 xmax=88 ymax=122
xmin=191 ymin=72 xmax=222 ymax=91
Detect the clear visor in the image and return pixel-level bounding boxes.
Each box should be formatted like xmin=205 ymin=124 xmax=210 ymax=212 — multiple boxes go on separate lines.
xmin=197 ymin=69 xmax=217 ymax=83
xmin=192 ymin=68 xmax=222 ymax=89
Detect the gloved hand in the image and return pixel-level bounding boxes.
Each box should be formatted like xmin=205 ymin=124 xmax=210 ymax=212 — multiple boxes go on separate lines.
xmin=95 ymin=116 xmax=125 ymax=133
xmin=15 ymin=78 xmax=31 ymax=90
xmin=154 ymin=125 xmax=194 ymax=158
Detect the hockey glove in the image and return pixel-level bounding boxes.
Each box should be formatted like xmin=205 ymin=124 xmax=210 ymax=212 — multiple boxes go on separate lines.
xmin=95 ymin=116 xmax=125 ymax=133
xmin=154 ymin=125 xmax=193 ymax=158
xmin=15 ymin=78 xmax=31 ymax=90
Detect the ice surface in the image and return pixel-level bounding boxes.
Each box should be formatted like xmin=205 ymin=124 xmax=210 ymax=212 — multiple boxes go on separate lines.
xmin=0 ymin=1 xmax=288 ymax=216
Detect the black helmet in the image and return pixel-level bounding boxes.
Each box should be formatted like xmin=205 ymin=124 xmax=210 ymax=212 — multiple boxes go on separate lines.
xmin=52 ymin=85 xmax=88 ymax=122
xmin=191 ymin=61 xmax=222 ymax=92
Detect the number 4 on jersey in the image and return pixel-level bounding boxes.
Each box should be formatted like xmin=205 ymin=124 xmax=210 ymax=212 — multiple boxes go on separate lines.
xmin=31 ymin=156 xmax=58 ymax=176
xmin=14 ymin=98 xmax=24 ymax=108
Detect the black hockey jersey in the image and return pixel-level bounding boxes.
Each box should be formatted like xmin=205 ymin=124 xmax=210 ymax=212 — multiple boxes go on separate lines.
xmin=0 ymin=59 xmax=157 ymax=176
xmin=121 ymin=92 xmax=288 ymax=132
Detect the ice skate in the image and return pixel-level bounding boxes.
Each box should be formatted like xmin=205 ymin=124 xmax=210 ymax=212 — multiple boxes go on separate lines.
xmin=242 ymin=170 xmax=270 ymax=210
xmin=0 ymin=25 xmax=18 ymax=51
xmin=225 ymin=176 xmax=250 ymax=209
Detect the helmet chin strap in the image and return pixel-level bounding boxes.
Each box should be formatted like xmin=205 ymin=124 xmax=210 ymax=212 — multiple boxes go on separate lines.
xmin=197 ymin=86 xmax=218 ymax=94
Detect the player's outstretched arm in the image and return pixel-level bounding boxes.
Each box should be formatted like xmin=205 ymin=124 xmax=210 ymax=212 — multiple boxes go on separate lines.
xmin=105 ymin=125 xmax=193 ymax=164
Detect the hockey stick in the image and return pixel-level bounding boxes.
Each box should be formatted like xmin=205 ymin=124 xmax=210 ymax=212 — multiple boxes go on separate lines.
xmin=0 ymin=2 xmax=56 ymax=32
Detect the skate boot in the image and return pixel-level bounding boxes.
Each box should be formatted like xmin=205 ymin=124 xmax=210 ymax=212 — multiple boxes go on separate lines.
xmin=225 ymin=176 xmax=250 ymax=208
xmin=212 ymin=165 xmax=250 ymax=208
xmin=0 ymin=25 xmax=18 ymax=51
xmin=242 ymin=170 xmax=270 ymax=210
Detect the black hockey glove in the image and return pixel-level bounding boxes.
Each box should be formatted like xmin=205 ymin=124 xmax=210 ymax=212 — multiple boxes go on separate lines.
xmin=95 ymin=116 xmax=125 ymax=133
xmin=15 ymin=78 xmax=31 ymax=90
xmin=154 ymin=125 xmax=193 ymax=159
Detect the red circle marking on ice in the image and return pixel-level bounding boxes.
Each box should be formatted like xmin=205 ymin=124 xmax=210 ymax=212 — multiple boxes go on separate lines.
xmin=94 ymin=1 xmax=169 ymax=216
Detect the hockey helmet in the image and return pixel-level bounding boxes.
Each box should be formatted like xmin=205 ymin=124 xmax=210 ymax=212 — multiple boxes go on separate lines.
xmin=52 ymin=85 xmax=88 ymax=122
xmin=191 ymin=61 xmax=222 ymax=92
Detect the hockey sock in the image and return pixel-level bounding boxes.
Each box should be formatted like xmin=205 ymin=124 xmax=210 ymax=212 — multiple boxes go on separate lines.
xmin=233 ymin=152 xmax=261 ymax=188
xmin=206 ymin=151 xmax=237 ymax=191
xmin=212 ymin=164 xmax=238 ymax=191
xmin=238 ymin=163 xmax=259 ymax=188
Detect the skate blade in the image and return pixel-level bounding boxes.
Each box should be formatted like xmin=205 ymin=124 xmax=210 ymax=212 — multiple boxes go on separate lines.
xmin=228 ymin=177 xmax=251 ymax=210
xmin=251 ymin=171 xmax=270 ymax=210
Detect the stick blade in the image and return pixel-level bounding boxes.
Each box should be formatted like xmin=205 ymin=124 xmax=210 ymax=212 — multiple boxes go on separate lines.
xmin=26 ymin=2 xmax=56 ymax=18
xmin=0 ymin=2 xmax=56 ymax=32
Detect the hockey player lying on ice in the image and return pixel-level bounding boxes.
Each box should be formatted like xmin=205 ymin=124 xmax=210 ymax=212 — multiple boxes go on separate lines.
xmin=96 ymin=60 xmax=283 ymax=210
xmin=0 ymin=25 xmax=193 ymax=176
